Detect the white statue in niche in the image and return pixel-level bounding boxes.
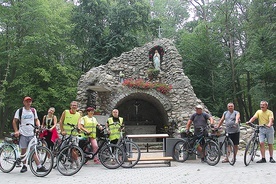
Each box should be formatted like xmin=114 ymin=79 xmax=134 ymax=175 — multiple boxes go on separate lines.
xmin=119 ymin=71 xmax=125 ymax=83
xmin=153 ymin=50 xmax=160 ymax=71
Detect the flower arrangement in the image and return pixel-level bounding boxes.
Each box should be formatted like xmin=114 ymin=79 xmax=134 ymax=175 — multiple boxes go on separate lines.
xmin=122 ymin=78 xmax=172 ymax=94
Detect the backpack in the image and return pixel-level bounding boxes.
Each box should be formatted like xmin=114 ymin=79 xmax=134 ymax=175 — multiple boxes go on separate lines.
xmin=18 ymin=107 xmax=36 ymax=124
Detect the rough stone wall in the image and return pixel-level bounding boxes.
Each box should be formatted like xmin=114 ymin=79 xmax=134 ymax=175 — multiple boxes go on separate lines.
xmin=77 ymin=38 xmax=206 ymax=124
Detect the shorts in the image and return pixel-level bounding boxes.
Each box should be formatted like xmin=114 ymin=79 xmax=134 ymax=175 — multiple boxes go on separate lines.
xmin=228 ymin=132 xmax=240 ymax=145
xmin=19 ymin=135 xmax=34 ymax=149
xmin=194 ymin=128 xmax=207 ymax=146
xmin=259 ymin=126 xmax=275 ymax=144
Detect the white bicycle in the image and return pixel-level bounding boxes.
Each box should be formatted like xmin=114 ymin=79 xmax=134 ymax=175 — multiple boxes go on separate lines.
xmin=0 ymin=124 xmax=53 ymax=177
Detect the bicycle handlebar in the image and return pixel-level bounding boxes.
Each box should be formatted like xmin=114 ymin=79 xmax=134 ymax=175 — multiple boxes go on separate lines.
xmin=246 ymin=122 xmax=268 ymax=128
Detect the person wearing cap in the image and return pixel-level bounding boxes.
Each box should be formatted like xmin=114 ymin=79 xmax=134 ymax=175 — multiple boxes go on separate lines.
xmin=12 ymin=96 xmax=47 ymax=173
xmin=186 ymin=104 xmax=214 ymax=163
xmin=217 ymin=102 xmax=240 ymax=163
xmin=78 ymin=107 xmax=102 ymax=164
xmin=247 ymin=101 xmax=275 ymax=163
xmin=106 ymin=109 xmax=124 ymax=144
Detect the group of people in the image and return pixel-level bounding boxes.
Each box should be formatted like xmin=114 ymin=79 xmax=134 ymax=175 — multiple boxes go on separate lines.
xmin=12 ymin=97 xmax=124 ymax=173
xmin=12 ymin=96 xmax=274 ymax=173
xmin=186 ymin=101 xmax=275 ymax=164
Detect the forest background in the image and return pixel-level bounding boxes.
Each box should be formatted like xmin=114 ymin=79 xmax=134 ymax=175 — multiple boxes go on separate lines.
xmin=0 ymin=0 xmax=275 ymax=137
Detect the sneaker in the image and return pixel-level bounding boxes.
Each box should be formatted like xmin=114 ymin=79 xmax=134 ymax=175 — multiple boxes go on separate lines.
xmin=269 ymin=158 xmax=275 ymax=163
xmin=201 ymin=158 xmax=205 ymax=163
xmin=36 ymin=166 xmax=48 ymax=172
xmin=20 ymin=165 xmax=27 ymax=173
xmin=256 ymin=158 xmax=266 ymax=163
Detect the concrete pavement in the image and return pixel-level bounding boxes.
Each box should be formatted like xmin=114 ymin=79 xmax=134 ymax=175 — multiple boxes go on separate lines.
xmin=1 ymin=151 xmax=275 ymax=184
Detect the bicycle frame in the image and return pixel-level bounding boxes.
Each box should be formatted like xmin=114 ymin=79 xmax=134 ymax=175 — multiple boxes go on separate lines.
xmin=82 ymin=131 xmax=111 ymax=160
xmin=184 ymin=129 xmax=208 ymax=156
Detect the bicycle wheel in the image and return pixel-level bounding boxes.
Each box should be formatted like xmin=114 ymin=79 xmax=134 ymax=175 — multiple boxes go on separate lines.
xmin=0 ymin=144 xmax=17 ymax=173
xmin=120 ymin=140 xmax=141 ymax=168
xmin=52 ymin=139 xmax=62 ymax=168
xmin=172 ymin=140 xmax=189 ymax=162
xmin=29 ymin=146 xmax=53 ymax=177
xmin=225 ymin=138 xmax=235 ymax=166
xmin=98 ymin=144 xmax=125 ymax=169
xmin=244 ymin=138 xmax=255 ymax=166
xmin=56 ymin=145 xmax=84 ymax=176
xmin=204 ymin=140 xmax=220 ymax=166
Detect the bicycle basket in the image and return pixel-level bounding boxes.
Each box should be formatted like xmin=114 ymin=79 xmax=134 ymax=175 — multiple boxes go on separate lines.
xmin=210 ymin=127 xmax=225 ymax=137
xmin=4 ymin=137 xmax=19 ymax=144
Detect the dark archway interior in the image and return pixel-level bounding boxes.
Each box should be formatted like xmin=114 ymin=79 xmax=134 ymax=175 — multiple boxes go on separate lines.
xmin=115 ymin=93 xmax=168 ymax=135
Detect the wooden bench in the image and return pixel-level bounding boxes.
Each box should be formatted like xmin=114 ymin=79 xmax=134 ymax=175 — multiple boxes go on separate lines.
xmin=126 ymin=134 xmax=172 ymax=167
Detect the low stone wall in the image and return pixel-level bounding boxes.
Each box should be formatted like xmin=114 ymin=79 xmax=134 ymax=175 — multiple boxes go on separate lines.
xmin=239 ymin=125 xmax=255 ymax=149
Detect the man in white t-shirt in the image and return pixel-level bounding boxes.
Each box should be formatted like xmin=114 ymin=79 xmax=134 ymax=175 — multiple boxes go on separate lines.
xmin=12 ymin=96 xmax=46 ymax=173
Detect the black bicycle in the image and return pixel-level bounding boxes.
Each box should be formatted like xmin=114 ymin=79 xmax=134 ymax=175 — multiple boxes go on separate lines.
xmin=79 ymin=125 xmax=125 ymax=169
xmin=54 ymin=123 xmax=85 ymax=176
xmin=244 ymin=122 xmax=266 ymax=166
xmin=173 ymin=126 xmax=221 ymax=166
xmin=209 ymin=127 xmax=235 ymax=165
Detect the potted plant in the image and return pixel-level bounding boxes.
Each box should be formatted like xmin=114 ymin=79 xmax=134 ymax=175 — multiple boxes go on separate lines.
xmin=147 ymin=68 xmax=160 ymax=80
xmin=94 ymin=108 xmax=103 ymax=115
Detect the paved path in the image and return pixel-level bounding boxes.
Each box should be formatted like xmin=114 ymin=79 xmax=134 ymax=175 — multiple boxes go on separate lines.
xmin=1 ymin=151 xmax=275 ymax=184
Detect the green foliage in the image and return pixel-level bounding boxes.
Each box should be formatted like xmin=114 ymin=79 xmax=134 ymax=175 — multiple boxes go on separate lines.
xmin=176 ymin=22 xmax=227 ymax=116
xmin=71 ymin=0 xmax=152 ymax=72
xmin=150 ymin=0 xmax=189 ymax=38
xmin=243 ymin=0 xmax=276 ymax=114
xmin=0 ymin=0 xmax=80 ymax=135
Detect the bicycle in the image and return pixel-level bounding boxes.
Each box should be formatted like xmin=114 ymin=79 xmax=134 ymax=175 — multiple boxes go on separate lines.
xmin=55 ymin=123 xmax=85 ymax=176
xmin=116 ymin=125 xmax=141 ymax=168
xmin=79 ymin=125 xmax=125 ymax=169
xmin=209 ymin=126 xmax=235 ymax=165
xmin=0 ymin=124 xmax=53 ymax=177
xmin=172 ymin=126 xmax=221 ymax=166
xmin=244 ymin=122 xmax=266 ymax=166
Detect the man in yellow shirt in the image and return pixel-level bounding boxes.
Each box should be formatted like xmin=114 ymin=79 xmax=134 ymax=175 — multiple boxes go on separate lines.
xmin=247 ymin=101 xmax=275 ymax=163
